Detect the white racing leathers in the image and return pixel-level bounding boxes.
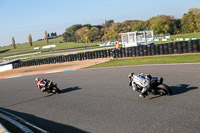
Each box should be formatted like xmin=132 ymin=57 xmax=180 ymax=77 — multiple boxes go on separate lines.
xmin=132 ymin=74 xmax=150 ymax=94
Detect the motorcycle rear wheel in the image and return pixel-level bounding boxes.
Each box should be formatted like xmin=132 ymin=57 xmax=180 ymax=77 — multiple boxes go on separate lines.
xmin=156 ymin=84 xmax=172 ymax=96
xmin=53 ymin=86 xmax=61 ymax=94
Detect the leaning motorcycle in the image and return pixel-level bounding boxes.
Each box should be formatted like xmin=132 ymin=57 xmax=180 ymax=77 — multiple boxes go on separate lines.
xmin=129 ymin=74 xmax=172 ymax=97
xmin=46 ymin=81 xmax=61 ymax=94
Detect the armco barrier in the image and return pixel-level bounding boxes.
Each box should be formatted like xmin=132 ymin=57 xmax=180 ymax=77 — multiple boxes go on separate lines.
xmin=0 ymin=64 xmax=13 ymax=72
xmin=12 ymin=40 xmax=200 ymax=69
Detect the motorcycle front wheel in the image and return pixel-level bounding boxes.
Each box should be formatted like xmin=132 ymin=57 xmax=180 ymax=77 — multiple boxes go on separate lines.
xmin=156 ymin=84 xmax=172 ymax=96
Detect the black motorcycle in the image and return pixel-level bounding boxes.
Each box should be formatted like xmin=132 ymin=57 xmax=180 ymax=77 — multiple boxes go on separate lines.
xmin=46 ymin=81 xmax=61 ymax=94
xmin=130 ymin=74 xmax=172 ymax=97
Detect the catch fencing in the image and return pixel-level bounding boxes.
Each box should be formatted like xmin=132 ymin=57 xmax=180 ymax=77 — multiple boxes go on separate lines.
xmin=12 ymin=40 xmax=200 ymax=69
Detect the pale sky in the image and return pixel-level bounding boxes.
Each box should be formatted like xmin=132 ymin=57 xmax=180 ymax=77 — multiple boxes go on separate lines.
xmin=0 ymin=0 xmax=200 ymax=46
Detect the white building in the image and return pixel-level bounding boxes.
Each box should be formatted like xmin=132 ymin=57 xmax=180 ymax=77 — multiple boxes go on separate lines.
xmin=120 ymin=30 xmax=154 ymax=47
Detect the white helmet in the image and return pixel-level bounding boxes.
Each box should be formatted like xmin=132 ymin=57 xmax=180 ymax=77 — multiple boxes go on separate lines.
xmin=138 ymin=73 xmax=145 ymax=78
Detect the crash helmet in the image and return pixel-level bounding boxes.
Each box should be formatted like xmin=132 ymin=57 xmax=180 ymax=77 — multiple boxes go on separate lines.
xmin=35 ymin=77 xmax=40 ymax=82
xmin=138 ymin=73 xmax=145 ymax=78
xmin=128 ymin=72 xmax=134 ymax=79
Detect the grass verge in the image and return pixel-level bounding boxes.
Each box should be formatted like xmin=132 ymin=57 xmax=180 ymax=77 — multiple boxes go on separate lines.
xmin=85 ymin=53 xmax=200 ymax=69
xmin=0 ymin=36 xmax=97 ymax=58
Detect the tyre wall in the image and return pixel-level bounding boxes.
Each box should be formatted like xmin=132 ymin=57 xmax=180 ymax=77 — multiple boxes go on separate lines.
xmin=12 ymin=40 xmax=200 ymax=69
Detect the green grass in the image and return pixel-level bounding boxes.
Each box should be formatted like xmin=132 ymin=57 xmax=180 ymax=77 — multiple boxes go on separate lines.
xmin=155 ymin=41 xmax=176 ymax=44
xmin=171 ymin=32 xmax=200 ymax=39
xmin=85 ymin=53 xmax=200 ymax=69
xmin=0 ymin=36 xmax=97 ymax=59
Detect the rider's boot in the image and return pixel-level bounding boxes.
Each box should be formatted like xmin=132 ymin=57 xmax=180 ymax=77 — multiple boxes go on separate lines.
xmin=139 ymin=93 xmax=145 ymax=98
xmin=132 ymin=84 xmax=137 ymax=91
xmin=139 ymin=87 xmax=148 ymax=98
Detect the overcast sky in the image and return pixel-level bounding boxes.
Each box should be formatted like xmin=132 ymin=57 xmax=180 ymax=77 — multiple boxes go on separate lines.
xmin=0 ymin=0 xmax=200 ymax=46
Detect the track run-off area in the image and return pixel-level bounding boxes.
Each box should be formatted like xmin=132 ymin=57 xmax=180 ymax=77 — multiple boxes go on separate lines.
xmin=0 ymin=63 xmax=200 ymax=133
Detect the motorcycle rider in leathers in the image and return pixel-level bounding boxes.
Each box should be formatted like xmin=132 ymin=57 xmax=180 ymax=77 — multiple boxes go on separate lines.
xmin=128 ymin=72 xmax=150 ymax=98
xmin=35 ymin=77 xmax=49 ymax=92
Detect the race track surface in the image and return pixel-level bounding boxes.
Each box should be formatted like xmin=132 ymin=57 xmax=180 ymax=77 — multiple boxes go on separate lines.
xmin=0 ymin=63 xmax=200 ymax=133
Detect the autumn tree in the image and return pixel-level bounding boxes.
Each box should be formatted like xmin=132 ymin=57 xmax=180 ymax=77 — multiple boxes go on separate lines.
xmin=189 ymin=8 xmax=200 ymax=32
xmin=121 ymin=20 xmax=137 ymax=32
xmin=63 ymin=24 xmax=82 ymax=42
xmin=63 ymin=32 xmax=71 ymax=42
xmin=12 ymin=37 xmax=16 ymax=49
xmin=83 ymin=24 xmax=92 ymax=29
xmin=28 ymin=34 xmax=32 ymax=46
xmin=87 ymin=27 xmax=102 ymax=43
xmin=74 ymin=27 xmax=89 ymax=43
xmin=131 ymin=20 xmax=145 ymax=32
xmin=104 ymin=20 xmax=114 ymax=28
xmin=62 ymin=8 xmax=200 ymax=43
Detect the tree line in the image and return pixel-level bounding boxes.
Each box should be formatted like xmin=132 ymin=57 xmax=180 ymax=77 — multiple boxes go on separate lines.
xmin=63 ymin=8 xmax=200 ymax=43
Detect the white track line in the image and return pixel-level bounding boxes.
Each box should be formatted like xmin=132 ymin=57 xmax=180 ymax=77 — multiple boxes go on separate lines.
xmin=0 ymin=113 xmax=33 ymax=133
xmin=0 ymin=109 xmax=47 ymax=133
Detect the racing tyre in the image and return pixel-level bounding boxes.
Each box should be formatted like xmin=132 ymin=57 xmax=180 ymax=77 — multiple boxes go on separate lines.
xmin=156 ymin=84 xmax=172 ymax=96
xmin=53 ymin=86 xmax=61 ymax=94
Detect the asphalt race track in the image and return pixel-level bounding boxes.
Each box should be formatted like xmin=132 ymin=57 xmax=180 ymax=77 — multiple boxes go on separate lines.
xmin=0 ymin=63 xmax=200 ymax=133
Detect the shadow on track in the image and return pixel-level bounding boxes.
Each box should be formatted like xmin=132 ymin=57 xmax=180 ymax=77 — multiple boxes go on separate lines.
xmin=4 ymin=94 xmax=54 ymax=108
xmin=4 ymin=86 xmax=82 ymax=108
xmin=170 ymin=84 xmax=198 ymax=95
xmin=0 ymin=107 xmax=89 ymax=133
xmin=60 ymin=86 xmax=81 ymax=94
xmin=149 ymin=84 xmax=198 ymax=99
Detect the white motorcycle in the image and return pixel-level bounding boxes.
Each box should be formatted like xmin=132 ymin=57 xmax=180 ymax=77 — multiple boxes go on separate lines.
xmin=129 ymin=73 xmax=172 ymax=97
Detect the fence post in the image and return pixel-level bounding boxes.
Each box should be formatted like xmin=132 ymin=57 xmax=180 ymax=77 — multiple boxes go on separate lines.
xmin=163 ymin=43 xmax=169 ymax=55
xmin=125 ymin=48 xmax=129 ymax=57
xmin=128 ymin=47 xmax=132 ymax=57
xmin=112 ymin=49 xmax=116 ymax=58
xmin=192 ymin=40 xmax=198 ymax=53
xmin=188 ymin=40 xmax=193 ymax=53
xmin=147 ymin=45 xmax=151 ymax=56
xmin=122 ymin=48 xmax=125 ymax=57
xmin=173 ymin=42 xmax=178 ymax=54
xmin=132 ymin=46 xmax=136 ymax=57
xmin=197 ymin=39 xmax=200 ymax=52
xmin=151 ymin=45 xmax=155 ymax=55
xmin=155 ymin=44 xmax=160 ymax=55
xmin=182 ymin=41 xmax=188 ymax=53
xmin=177 ymin=41 xmax=183 ymax=54
xmin=139 ymin=46 xmax=144 ymax=56
xmin=159 ymin=44 xmax=164 ymax=55
xmin=135 ymin=46 xmax=139 ymax=56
